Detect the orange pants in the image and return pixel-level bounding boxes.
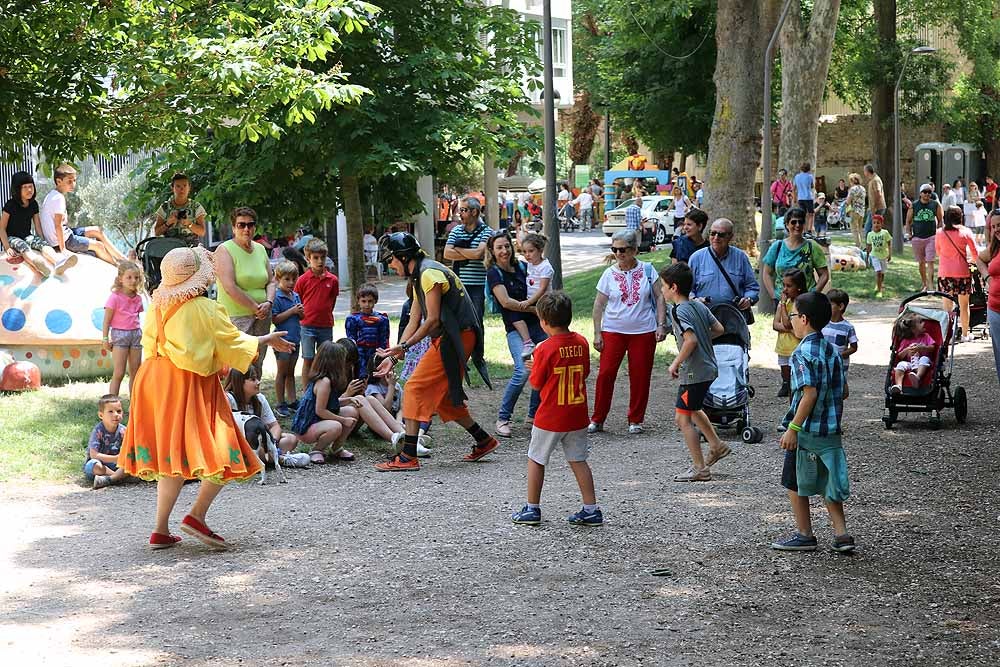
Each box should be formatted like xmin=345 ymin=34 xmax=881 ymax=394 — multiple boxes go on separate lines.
xmin=402 ymin=330 xmax=475 ymax=424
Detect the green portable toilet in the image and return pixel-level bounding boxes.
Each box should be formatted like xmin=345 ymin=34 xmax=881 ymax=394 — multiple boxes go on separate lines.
xmin=915 ymin=142 xmax=947 ymax=197
xmin=941 ymin=143 xmax=985 ymax=191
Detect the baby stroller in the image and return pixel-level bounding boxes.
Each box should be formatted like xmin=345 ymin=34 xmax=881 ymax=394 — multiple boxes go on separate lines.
xmin=135 ymin=236 xmax=189 ymax=291
xmin=882 ymin=292 xmax=968 ymax=430
xmin=702 ymin=302 xmax=764 ymax=443
xmin=968 ymin=262 xmax=988 ymax=339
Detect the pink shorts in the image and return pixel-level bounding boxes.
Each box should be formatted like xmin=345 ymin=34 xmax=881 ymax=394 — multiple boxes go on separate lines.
xmin=911 ymin=236 xmax=935 ymax=262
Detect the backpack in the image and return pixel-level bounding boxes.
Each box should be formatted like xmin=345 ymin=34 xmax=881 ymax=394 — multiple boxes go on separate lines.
xmin=485 ymin=261 xmax=528 ymax=316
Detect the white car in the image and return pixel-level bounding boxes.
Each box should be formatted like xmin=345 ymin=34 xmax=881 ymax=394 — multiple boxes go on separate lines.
xmin=602 ymin=195 xmax=676 ymax=245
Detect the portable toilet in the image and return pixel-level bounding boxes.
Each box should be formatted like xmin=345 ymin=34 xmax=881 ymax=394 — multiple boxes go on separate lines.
xmin=915 ymin=142 xmax=947 ymax=196
xmin=941 ymin=143 xmax=985 ymax=190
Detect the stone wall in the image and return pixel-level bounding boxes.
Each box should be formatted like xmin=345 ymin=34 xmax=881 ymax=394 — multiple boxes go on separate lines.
xmin=769 ymin=114 xmax=948 ymax=194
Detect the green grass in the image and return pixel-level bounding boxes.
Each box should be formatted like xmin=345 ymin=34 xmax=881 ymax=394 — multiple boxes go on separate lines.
xmin=824 ymin=243 xmax=924 ymax=300
xmin=4 ymin=246 xmax=776 ymax=484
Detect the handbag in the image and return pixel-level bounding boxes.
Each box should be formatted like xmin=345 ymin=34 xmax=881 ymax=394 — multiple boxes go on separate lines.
xmin=707 ymin=248 xmax=755 ymax=324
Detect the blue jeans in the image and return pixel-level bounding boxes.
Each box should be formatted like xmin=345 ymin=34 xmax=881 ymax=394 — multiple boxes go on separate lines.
xmin=989 ymin=309 xmax=1000 ymax=387
xmin=498 ymin=322 xmax=547 ymax=422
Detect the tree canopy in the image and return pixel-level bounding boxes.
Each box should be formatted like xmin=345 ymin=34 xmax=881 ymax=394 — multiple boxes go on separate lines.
xmin=0 ymin=0 xmax=375 ymax=161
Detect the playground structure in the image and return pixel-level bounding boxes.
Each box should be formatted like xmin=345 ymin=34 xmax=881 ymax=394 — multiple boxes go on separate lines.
xmin=0 ymin=251 xmax=129 ymax=382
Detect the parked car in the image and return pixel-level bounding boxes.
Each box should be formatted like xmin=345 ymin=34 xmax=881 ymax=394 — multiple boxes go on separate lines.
xmin=602 ymin=195 xmax=675 ymax=245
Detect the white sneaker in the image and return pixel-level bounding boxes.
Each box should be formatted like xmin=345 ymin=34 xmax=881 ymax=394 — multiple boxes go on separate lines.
xmin=961 ymin=335 xmax=974 ymax=343
xmin=520 ymin=340 xmax=535 ymax=360
xmin=280 ymin=452 xmax=311 ymax=468
xmin=391 ymin=431 xmax=404 ymax=453
xmin=416 ymin=443 xmax=432 ymax=458
xmin=889 ymin=384 xmax=902 ymax=395
xmin=628 ymin=423 xmax=643 ymax=434
xmin=587 ymin=422 xmax=603 ymax=434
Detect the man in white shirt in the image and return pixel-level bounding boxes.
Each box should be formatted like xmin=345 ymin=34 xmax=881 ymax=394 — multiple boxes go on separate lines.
xmin=572 ymin=190 xmax=595 ymax=231
xmin=941 ymin=184 xmax=959 ymax=209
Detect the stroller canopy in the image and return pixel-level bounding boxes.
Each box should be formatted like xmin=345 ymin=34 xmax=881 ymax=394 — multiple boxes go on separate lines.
xmin=709 ymin=302 xmax=751 ymax=350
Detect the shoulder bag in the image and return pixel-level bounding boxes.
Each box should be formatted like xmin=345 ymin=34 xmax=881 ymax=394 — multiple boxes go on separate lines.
xmin=708 ymin=248 xmax=755 ymax=324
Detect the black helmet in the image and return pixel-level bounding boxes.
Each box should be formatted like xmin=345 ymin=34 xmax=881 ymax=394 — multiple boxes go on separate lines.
xmin=378 ymin=232 xmax=424 ymax=264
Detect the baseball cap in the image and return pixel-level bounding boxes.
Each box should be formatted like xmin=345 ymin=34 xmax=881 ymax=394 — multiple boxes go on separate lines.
xmin=920 ymin=184 xmax=933 ymax=193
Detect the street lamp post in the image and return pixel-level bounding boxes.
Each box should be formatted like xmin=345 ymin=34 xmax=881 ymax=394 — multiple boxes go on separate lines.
xmin=757 ymin=0 xmax=795 ymax=315
xmin=541 ymin=0 xmax=562 ymax=289
xmin=893 ymin=45 xmax=936 ymax=254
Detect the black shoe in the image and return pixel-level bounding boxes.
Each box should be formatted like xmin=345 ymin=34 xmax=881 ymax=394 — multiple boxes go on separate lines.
xmin=777 ymin=382 xmax=790 ymax=398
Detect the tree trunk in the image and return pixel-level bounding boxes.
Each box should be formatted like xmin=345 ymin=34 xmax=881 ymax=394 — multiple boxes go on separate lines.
xmin=871 ymin=0 xmax=896 ymax=229
xmin=341 ymin=171 xmax=367 ymax=312
xmin=704 ymin=0 xmax=780 ymax=252
xmin=505 ymin=152 xmax=522 ymax=177
xmin=567 ymin=90 xmax=601 ymax=182
xmin=623 ymin=134 xmax=639 ymax=155
xmin=777 ymin=0 xmax=842 ymax=173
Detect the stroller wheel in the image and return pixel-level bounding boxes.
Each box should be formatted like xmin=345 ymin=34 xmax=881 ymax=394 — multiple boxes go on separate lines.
xmin=747 ymin=385 xmax=756 ymax=399
xmin=954 ymin=386 xmax=968 ymax=424
xmin=882 ymin=408 xmax=897 ymax=429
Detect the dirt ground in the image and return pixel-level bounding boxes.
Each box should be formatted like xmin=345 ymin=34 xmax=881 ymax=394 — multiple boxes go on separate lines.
xmin=3 ymin=300 xmax=999 ymax=666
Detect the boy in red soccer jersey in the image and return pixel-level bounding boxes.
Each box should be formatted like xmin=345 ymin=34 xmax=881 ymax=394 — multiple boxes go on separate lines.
xmin=511 ymin=291 xmax=602 ymax=527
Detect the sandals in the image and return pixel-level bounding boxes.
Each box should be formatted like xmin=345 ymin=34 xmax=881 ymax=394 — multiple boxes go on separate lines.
xmin=329 ymin=447 xmax=355 ymax=461
xmin=705 ymin=444 xmax=732 ymax=467
xmin=180 ymin=515 xmax=228 ymax=550
xmin=309 ymin=450 xmax=326 ymax=465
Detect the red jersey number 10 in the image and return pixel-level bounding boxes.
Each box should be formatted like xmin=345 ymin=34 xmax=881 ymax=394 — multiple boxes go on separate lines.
xmin=552 ymin=364 xmax=586 ymax=406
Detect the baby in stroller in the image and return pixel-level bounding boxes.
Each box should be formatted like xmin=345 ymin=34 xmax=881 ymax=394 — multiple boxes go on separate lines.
xmin=889 ymin=312 xmax=935 ymax=394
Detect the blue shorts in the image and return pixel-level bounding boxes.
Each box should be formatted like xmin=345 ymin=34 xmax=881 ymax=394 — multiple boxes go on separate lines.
xmin=300 ymin=325 xmax=333 ymax=360
xmin=83 ymin=458 xmax=117 ymax=481
xmin=65 ymin=227 xmax=91 ymax=252
xmin=275 ymin=343 xmax=300 ymax=362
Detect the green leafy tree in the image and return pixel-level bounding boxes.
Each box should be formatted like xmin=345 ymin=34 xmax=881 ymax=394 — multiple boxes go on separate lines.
xmin=137 ymin=0 xmax=540 ymax=300
xmin=573 ymin=0 xmax=717 ymax=160
xmin=0 ymin=0 xmax=375 ymax=161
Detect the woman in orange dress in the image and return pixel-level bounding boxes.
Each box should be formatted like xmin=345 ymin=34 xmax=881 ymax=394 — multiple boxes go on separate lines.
xmin=118 ymin=247 xmax=294 ymax=551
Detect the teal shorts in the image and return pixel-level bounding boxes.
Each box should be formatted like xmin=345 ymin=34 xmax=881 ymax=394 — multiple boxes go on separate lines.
xmin=795 ymin=432 xmax=850 ymax=502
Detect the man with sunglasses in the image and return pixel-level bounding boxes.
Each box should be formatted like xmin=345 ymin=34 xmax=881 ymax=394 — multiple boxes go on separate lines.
xmin=905 ymin=184 xmax=943 ymax=292
xmin=444 ymin=196 xmax=492 ymax=326
xmin=689 ymin=219 xmax=759 ymax=321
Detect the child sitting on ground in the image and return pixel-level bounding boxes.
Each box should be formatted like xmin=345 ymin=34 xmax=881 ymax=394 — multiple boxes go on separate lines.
xmin=291 ymin=341 xmax=358 ymax=464
xmin=774 ymin=268 xmax=807 ymax=398
xmin=271 ymin=260 xmax=304 ymax=417
xmin=224 ymin=367 xmax=310 ymax=467
xmin=772 ymin=291 xmax=855 ymax=553
xmin=512 ymin=233 xmax=553 ymax=357
xmin=660 ymin=262 xmax=729 ymax=482
xmin=345 ymin=283 xmax=390 ymax=380
xmin=102 ymin=260 xmax=144 ymax=396
xmin=865 ymin=213 xmax=892 ymax=297
xmin=890 ymin=312 xmax=936 ymax=394
xmin=85 ymin=395 xmax=129 ymax=489
xmin=821 ymin=289 xmax=859 ymax=400
xmin=511 ymin=291 xmax=602 ymax=526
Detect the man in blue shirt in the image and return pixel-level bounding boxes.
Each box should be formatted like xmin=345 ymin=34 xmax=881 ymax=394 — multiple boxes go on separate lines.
xmin=624 ymin=197 xmax=643 ymax=232
xmin=793 ymin=162 xmax=815 ymax=234
xmin=689 ymin=218 xmax=759 ymax=319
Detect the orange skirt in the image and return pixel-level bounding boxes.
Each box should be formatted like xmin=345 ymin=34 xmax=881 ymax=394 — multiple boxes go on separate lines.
xmin=117 ymin=356 xmax=262 ymax=483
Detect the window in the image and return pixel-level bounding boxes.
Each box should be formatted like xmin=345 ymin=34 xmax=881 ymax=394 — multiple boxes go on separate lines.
xmin=534 ymin=26 xmax=567 ymax=78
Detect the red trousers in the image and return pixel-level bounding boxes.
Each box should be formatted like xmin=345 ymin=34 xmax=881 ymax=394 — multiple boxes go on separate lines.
xmin=591 ymin=330 xmax=657 ymax=425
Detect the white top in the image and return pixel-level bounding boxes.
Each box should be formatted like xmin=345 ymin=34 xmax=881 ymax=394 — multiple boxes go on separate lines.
xmin=558 ymin=189 xmax=571 ymax=203
xmin=942 ymin=192 xmax=960 ymax=209
xmin=363 ymin=233 xmax=379 ymax=253
xmin=596 ymin=262 xmax=658 ymax=334
xmin=673 ymin=195 xmax=690 ymax=218
xmin=226 ymin=392 xmax=278 ymax=427
xmin=526 ymin=258 xmax=554 ymax=300
xmin=40 ymin=190 xmax=70 ymax=245
xmin=571 ymin=192 xmax=594 ymax=210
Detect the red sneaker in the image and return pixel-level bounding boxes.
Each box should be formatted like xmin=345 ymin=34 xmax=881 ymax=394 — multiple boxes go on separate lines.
xmin=180 ymin=515 xmax=228 ymax=550
xmin=374 ymin=454 xmax=421 ymax=472
xmin=149 ymin=532 xmax=181 ymax=550
xmin=462 ymin=438 xmax=499 ymax=462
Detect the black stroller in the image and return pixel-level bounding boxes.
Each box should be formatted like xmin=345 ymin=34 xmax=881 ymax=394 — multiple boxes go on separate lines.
xmin=882 ymin=291 xmax=968 ymax=430
xmin=135 ymin=236 xmax=190 ymax=291
xmin=703 ymin=302 xmax=764 ymax=443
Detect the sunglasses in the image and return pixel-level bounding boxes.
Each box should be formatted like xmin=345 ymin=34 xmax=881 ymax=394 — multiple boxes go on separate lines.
xmin=610 ymin=246 xmax=632 ymax=253
xmin=459 ymin=207 xmax=476 ymax=214
xmin=234 ymin=221 xmax=256 ymax=229
xmin=709 ymin=231 xmax=731 ymax=238
xmin=787 ymin=219 xmax=805 ymax=226
xmin=920 ymin=191 xmax=932 ymax=195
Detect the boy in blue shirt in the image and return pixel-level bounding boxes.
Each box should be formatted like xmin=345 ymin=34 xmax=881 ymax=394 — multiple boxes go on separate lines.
xmin=772 ymin=291 xmax=855 ymax=553
xmin=85 ymin=395 xmax=128 ymax=489
xmin=271 ymin=261 xmax=304 ymax=417
xmin=793 ymin=162 xmax=815 ymax=234
xmin=345 ymin=283 xmax=391 ymax=381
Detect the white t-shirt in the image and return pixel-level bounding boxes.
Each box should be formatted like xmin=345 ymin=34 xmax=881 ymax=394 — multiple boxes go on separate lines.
xmin=558 ymin=189 xmax=571 ymax=203
xmin=596 ymin=262 xmax=658 ymax=334
xmin=40 ymin=190 xmax=70 ymax=245
xmin=226 ymin=392 xmax=278 ymax=427
xmin=572 ymin=192 xmax=594 ymax=210
xmin=526 ymin=258 xmax=554 ymax=299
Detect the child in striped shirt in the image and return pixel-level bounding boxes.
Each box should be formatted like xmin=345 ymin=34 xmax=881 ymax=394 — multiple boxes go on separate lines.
xmin=821 ymin=289 xmax=858 ymax=399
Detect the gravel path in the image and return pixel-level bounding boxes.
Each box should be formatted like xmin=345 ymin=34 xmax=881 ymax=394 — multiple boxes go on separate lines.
xmin=3 ymin=301 xmax=999 ymax=666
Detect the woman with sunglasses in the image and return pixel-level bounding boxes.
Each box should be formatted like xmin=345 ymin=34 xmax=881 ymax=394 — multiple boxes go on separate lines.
xmin=589 ymin=230 xmax=667 ymax=435
xmin=761 ymin=207 xmax=830 ymax=305
xmin=485 ymin=232 xmax=547 ymax=437
xmin=215 ymin=206 xmax=276 ymax=375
